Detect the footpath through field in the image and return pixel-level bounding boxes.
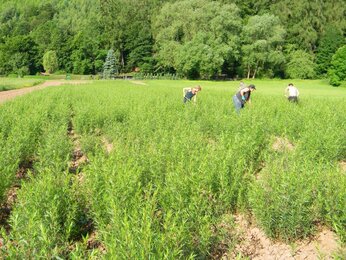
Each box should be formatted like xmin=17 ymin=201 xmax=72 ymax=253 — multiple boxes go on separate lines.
xmin=0 ymin=80 xmax=90 ymax=104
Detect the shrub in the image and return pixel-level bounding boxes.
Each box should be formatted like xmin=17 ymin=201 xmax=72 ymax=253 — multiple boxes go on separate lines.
xmin=329 ymin=72 xmax=341 ymax=86
xmin=328 ymin=45 xmax=346 ymax=86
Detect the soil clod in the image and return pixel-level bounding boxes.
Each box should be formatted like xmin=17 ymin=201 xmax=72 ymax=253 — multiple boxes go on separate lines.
xmin=102 ymin=137 xmax=114 ymax=154
xmin=339 ymin=161 xmax=346 ymax=172
xmin=272 ymin=137 xmax=294 ymax=152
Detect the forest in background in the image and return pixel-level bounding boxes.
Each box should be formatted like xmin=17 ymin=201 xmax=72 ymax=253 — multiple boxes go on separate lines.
xmin=0 ymin=0 xmax=345 ymax=82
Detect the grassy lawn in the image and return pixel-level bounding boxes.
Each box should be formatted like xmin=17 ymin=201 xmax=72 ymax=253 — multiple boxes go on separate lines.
xmin=1 ymin=77 xmax=345 ymax=98
xmin=0 ymin=77 xmax=44 ymax=91
xmin=0 ymin=75 xmax=94 ymax=92
xmin=145 ymin=78 xmax=346 ymax=99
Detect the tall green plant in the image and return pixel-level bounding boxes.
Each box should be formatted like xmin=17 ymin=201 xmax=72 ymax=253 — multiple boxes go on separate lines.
xmin=43 ymin=50 xmax=58 ymax=73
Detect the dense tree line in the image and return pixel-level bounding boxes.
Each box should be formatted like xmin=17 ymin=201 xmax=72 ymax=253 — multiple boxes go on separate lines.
xmin=0 ymin=0 xmax=345 ymax=81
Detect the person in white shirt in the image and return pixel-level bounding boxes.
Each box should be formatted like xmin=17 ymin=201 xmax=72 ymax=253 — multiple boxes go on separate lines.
xmin=285 ymin=83 xmax=299 ymax=103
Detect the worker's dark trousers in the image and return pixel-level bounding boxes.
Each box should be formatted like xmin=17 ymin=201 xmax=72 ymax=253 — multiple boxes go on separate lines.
xmin=288 ymin=96 xmax=298 ymax=103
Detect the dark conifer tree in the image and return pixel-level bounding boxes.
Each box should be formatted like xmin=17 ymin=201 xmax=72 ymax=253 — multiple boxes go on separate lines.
xmin=316 ymin=27 xmax=345 ymax=77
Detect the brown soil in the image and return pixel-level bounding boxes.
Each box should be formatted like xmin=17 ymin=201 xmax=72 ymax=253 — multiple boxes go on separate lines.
xmin=0 ymin=187 xmax=19 ymax=233
xmin=69 ymin=152 xmax=89 ymax=173
xmin=86 ymin=231 xmax=106 ymax=253
xmin=207 ymin=138 xmax=218 ymax=149
xmin=67 ymin=227 xmax=106 ymax=255
xmin=0 ymin=80 xmax=91 ymax=104
xmin=226 ymin=214 xmax=342 ymax=260
xmin=339 ymin=161 xmax=346 ymax=172
xmin=254 ymin=162 xmax=266 ymax=180
xmin=102 ymin=137 xmax=114 ymax=154
xmin=0 ymin=161 xmax=34 ymax=233
xmin=68 ymin=125 xmax=89 ymax=174
xmin=272 ymin=137 xmax=294 ymax=152
xmin=211 ymin=214 xmax=237 ymax=259
xmin=67 ymin=122 xmax=105 ymax=255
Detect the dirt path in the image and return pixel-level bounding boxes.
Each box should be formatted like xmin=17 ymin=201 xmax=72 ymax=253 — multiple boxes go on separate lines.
xmin=130 ymin=80 xmax=148 ymax=86
xmin=0 ymin=80 xmax=91 ymax=104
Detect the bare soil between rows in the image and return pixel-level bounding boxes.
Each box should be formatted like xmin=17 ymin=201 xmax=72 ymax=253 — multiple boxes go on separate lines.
xmin=226 ymin=214 xmax=342 ymax=260
xmin=0 ymin=80 xmax=91 ymax=104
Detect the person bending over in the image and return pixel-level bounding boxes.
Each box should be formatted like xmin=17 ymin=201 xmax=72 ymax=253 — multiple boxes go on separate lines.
xmin=183 ymin=85 xmax=202 ymax=104
xmin=232 ymin=84 xmax=256 ymax=113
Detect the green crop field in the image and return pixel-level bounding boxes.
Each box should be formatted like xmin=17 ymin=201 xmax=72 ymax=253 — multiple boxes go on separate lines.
xmin=0 ymin=79 xmax=345 ymax=258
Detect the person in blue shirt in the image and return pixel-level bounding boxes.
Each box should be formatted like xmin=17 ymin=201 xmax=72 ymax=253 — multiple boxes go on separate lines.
xmin=183 ymin=85 xmax=202 ymax=104
xmin=232 ymin=84 xmax=256 ymax=113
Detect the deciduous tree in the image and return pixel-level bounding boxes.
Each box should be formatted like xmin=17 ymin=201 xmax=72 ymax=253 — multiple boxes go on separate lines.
xmin=153 ymin=0 xmax=242 ymax=79
xmin=241 ymin=14 xmax=285 ymax=79
xmin=286 ymin=50 xmax=316 ymax=79
xmin=271 ymin=0 xmax=346 ymax=51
